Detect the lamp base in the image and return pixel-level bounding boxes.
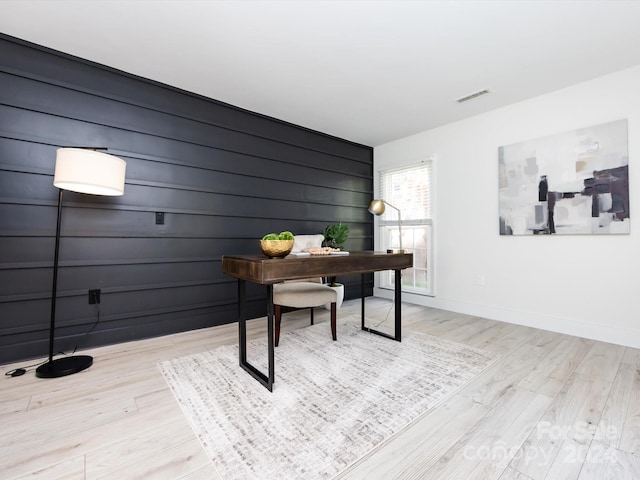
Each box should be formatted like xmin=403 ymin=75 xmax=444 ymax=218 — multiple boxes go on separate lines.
xmin=386 ymin=249 xmax=405 ymax=254
xmin=35 ymin=355 xmax=93 ymax=378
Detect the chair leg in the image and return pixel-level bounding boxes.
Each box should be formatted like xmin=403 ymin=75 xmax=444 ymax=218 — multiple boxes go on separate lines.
xmin=310 ymin=307 xmax=314 ymax=325
xmin=330 ymin=302 xmax=337 ymax=341
xmin=275 ymin=304 xmax=282 ymax=347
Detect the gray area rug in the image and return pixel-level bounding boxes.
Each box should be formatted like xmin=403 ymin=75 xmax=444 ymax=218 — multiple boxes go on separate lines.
xmin=158 ymin=318 xmax=497 ymax=479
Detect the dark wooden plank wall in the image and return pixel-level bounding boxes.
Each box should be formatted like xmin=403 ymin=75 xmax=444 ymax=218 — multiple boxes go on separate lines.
xmin=0 ymin=34 xmax=373 ymax=364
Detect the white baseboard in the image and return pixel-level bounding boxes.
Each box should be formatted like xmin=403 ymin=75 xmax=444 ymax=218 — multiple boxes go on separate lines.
xmin=373 ymin=287 xmax=640 ymax=349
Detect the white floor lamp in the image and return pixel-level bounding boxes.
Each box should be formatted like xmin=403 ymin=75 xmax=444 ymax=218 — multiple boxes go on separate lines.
xmin=35 ymin=148 xmax=126 ymax=378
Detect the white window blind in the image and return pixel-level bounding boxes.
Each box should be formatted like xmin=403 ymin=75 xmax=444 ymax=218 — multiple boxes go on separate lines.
xmin=379 ymin=163 xmax=432 ymax=221
xmin=377 ymin=161 xmax=434 ymax=295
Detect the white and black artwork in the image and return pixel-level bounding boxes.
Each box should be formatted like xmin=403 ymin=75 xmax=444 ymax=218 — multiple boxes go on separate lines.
xmin=499 ymin=119 xmax=629 ymax=235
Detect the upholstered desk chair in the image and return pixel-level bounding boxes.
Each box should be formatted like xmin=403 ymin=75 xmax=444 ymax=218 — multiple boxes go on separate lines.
xmin=273 ymin=234 xmax=338 ymax=346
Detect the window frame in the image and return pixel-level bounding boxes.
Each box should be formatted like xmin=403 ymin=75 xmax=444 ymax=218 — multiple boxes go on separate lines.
xmin=374 ymin=160 xmax=434 ymax=297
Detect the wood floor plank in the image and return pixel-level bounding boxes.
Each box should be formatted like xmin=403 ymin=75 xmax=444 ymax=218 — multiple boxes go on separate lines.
xmin=0 ymin=394 xmax=30 ymax=416
xmin=461 ymin=320 xmax=537 ymax=356
xmin=518 ymin=337 xmax=594 ymax=399
xmin=510 ymin=373 xmax=612 ymax=480
xmin=575 ymin=342 xmax=626 ymax=383
xmin=410 ymin=312 xmax=473 ymax=337
xmin=619 ymin=362 xmax=640 ymax=456
xmin=498 ymin=466 xmax=534 ymax=479
xmin=436 ymin=315 xmax=497 ymax=344
xmin=597 ymin=362 xmax=635 ymax=449
xmin=15 ymin=455 xmax=85 ymax=480
xmin=547 ymin=337 xmax=594 ymax=383
xmin=85 ymin=418 xmax=195 ymax=478
xmin=621 ymin=346 xmax=640 ymax=368
xmin=458 ymin=330 xmax=563 ymax=407
xmin=465 ymin=392 xmax=552 ymax=480
xmin=26 ymin=373 xmax=166 ymax=412
xmin=0 ymin=395 xmax=138 ymax=452
xmin=577 ymin=442 xmax=640 ymax=480
xmin=177 ymin=464 xmax=222 ymax=480
xmin=543 ymin=436 xmax=589 ymax=480
xmin=95 ymin=438 xmax=211 ymax=480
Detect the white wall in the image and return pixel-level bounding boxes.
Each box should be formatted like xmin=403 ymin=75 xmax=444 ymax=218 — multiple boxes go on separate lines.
xmin=374 ymin=65 xmax=640 ymax=348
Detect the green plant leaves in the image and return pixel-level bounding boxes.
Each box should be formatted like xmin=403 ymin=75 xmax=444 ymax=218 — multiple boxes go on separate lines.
xmin=262 ymin=231 xmax=295 ymax=240
xmin=321 ymin=222 xmax=349 ymax=248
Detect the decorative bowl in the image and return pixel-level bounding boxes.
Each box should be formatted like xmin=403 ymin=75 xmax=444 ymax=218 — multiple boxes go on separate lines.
xmin=259 ymin=239 xmax=294 ymax=258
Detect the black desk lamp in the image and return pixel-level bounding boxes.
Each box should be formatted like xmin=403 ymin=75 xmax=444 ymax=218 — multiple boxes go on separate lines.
xmin=35 ymin=148 xmax=126 ymax=378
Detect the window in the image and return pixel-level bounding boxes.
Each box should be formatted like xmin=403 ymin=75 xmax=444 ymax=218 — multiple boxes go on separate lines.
xmin=377 ymin=161 xmax=434 ymax=296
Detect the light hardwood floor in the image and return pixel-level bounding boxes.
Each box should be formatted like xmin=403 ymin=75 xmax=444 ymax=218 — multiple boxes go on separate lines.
xmin=1 ymin=298 xmax=639 ymax=479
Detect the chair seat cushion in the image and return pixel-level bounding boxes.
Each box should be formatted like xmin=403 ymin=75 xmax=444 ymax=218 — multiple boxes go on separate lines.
xmin=273 ymin=282 xmax=337 ymax=308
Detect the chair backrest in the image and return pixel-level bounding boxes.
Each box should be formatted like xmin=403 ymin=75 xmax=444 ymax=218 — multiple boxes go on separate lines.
xmin=287 ymin=235 xmax=325 ymax=285
xmin=292 ymin=234 xmax=324 ymax=253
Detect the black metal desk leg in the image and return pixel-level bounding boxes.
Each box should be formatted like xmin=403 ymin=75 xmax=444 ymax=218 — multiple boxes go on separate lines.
xmin=361 ymin=273 xmax=366 ymax=330
xmin=237 ymin=281 xmax=275 ymax=391
xmin=361 ymin=270 xmax=402 ymax=342
xmin=238 ymin=279 xmax=247 ymax=365
xmin=394 ymin=268 xmax=402 ymax=341
xmin=266 ymin=284 xmax=275 ymax=388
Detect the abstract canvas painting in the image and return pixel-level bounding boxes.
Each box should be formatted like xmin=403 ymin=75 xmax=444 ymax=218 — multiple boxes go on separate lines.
xmin=499 ymin=119 xmax=629 ymax=235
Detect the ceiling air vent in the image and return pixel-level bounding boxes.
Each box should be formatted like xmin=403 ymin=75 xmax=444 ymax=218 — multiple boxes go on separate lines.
xmin=456 ymin=89 xmax=490 ymax=103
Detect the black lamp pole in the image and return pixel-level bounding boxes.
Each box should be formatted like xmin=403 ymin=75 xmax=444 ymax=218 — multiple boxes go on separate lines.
xmin=35 ymin=188 xmax=93 ymax=378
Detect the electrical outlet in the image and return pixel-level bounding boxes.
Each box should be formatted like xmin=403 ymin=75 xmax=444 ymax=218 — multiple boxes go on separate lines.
xmin=155 ymin=212 xmax=165 ymax=225
xmin=88 ymin=289 xmax=101 ymax=304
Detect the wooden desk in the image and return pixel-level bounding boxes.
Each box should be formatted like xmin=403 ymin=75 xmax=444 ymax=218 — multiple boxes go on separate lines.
xmin=222 ymin=251 xmax=413 ymax=391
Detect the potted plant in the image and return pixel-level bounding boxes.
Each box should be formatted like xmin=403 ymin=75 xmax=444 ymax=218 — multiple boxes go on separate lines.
xmin=321 ymin=222 xmax=349 ymax=250
xmin=320 ymin=222 xmax=349 ymax=309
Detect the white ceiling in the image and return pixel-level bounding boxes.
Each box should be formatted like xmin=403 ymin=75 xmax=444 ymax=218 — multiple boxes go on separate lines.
xmin=2 ymin=0 xmax=640 ymax=147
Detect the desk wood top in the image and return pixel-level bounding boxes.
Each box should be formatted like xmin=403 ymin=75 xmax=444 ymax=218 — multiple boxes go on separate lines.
xmin=222 ymin=251 xmax=413 ymax=284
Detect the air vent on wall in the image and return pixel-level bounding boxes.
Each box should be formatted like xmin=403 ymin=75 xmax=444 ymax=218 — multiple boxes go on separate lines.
xmin=456 ymin=89 xmax=490 ymax=103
